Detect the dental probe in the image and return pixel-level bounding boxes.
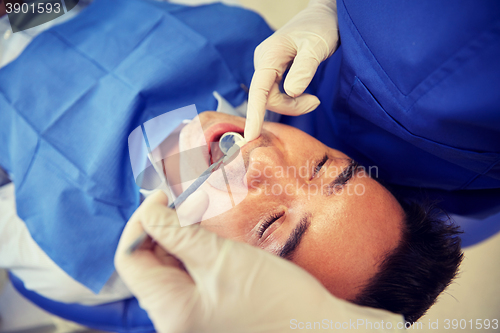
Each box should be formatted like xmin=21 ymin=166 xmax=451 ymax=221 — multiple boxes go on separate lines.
xmin=126 ymin=134 xmax=246 ymax=255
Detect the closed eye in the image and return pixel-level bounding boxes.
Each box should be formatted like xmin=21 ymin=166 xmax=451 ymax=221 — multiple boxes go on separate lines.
xmin=311 ymin=154 xmax=328 ymax=179
xmin=258 ymin=211 xmax=285 ymax=238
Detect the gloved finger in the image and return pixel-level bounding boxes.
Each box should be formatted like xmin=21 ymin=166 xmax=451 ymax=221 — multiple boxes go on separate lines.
xmin=245 ymin=68 xmax=278 ymax=142
xmin=114 ymin=190 xmax=170 ymax=257
xmin=140 ymin=190 xmax=232 ymax=281
xmin=115 ymin=191 xmax=182 ymax=275
xmin=116 ymin=247 xmax=196 ymax=332
xmin=153 ymin=243 xmax=185 ymax=269
xmin=266 ymin=81 xmax=320 ymax=115
xmin=116 ymin=243 xmax=193 ymax=298
xmin=115 ymin=191 xmax=164 ymax=260
xmin=253 ymin=36 xmax=295 ymax=75
xmin=115 ymin=190 xmax=188 ymax=276
xmin=283 ymin=51 xmax=321 ymax=98
xmin=114 ymin=192 xmax=197 ymax=320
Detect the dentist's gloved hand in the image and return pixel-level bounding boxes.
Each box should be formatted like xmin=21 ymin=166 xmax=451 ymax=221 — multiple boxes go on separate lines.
xmin=245 ymin=0 xmax=340 ymax=141
xmin=115 ymin=191 xmax=404 ymax=333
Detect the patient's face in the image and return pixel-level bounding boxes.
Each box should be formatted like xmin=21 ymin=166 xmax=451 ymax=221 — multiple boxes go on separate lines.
xmin=178 ymin=112 xmax=403 ymax=300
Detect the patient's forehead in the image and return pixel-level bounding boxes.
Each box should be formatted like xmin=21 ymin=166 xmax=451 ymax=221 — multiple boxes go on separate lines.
xmin=287 ymin=172 xmax=404 ymax=300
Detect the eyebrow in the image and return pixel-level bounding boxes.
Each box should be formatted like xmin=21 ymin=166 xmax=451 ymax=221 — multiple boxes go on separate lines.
xmin=278 ymin=214 xmax=311 ymax=260
xmin=325 ymin=159 xmax=359 ymax=196
xmin=277 ymin=160 xmax=359 ymax=260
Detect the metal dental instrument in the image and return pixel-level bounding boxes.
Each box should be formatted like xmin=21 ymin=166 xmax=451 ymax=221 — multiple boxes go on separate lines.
xmin=126 ymin=133 xmax=246 ymax=255
xmin=219 ymin=132 xmax=245 ymax=155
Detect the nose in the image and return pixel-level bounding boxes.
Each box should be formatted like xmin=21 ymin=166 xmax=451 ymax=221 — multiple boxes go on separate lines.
xmin=246 ymin=146 xmax=289 ymax=189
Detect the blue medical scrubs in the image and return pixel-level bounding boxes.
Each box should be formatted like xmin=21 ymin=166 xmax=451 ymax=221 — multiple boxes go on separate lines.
xmin=284 ymin=0 xmax=500 ymax=217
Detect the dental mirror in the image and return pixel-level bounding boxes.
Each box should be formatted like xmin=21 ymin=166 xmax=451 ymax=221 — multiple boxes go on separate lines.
xmin=219 ymin=132 xmax=245 ymax=155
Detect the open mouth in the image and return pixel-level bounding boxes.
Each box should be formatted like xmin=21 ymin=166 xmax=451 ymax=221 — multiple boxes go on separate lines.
xmin=210 ymin=139 xmax=225 ymax=164
xmin=204 ymin=122 xmax=244 ymax=165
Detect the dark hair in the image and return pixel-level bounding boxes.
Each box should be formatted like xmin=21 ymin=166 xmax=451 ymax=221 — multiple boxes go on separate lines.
xmin=353 ymin=200 xmax=463 ymax=323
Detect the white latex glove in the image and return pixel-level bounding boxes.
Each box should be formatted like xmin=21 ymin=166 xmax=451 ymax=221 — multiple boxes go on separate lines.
xmin=245 ymin=0 xmax=340 ymax=142
xmin=115 ymin=191 xmax=405 ymax=333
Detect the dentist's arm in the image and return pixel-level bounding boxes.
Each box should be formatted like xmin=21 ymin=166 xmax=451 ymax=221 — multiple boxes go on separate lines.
xmin=115 ymin=191 xmax=405 ymax=333
xmin=245 ymin=0 xmax=340 ymax=142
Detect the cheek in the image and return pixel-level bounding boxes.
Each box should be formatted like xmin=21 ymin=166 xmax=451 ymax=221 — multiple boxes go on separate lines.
xmin=199 ymin=203 xmax=250 ymax=240
xmin=200 ymin=215 xmax=236 ymax=239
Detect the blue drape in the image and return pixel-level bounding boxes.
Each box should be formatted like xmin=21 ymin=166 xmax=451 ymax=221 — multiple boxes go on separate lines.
xmin=0 ymin=0 xmax=273 ymax=292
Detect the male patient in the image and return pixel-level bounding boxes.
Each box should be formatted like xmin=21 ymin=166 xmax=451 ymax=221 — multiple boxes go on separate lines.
xmin=142 ymin=110 xmax=463 ymax=323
